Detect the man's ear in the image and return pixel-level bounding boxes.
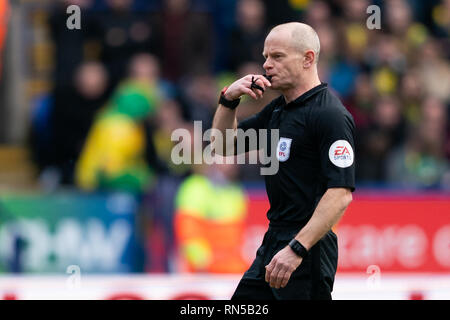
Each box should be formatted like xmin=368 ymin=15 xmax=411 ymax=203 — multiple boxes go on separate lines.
xmin=303 ymin=50 xmax=315 ymax=68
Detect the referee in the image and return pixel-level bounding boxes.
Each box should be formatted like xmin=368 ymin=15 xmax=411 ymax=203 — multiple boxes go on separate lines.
xmin=212 ymin=22 xmax=355 ymax=300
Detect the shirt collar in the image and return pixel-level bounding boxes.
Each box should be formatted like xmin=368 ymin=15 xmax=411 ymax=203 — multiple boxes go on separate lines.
xmin=280 ymin=83 xmax=328 ymax=108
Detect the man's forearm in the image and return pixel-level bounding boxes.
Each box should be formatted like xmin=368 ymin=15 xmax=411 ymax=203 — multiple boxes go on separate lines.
xmin=295 ymin=188 xmax=352 ymax=250
xmin=212 ymin=105 xmax=238 ymax=133
xmin=211 ymin=105 xmax=238 ymax=156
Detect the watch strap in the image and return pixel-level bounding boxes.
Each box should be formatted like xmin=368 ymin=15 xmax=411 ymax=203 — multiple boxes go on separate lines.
xmin=289 ymin=239 xmax=308 ymax=258
xmin=219 ymin=86 xmax=240 ymax=109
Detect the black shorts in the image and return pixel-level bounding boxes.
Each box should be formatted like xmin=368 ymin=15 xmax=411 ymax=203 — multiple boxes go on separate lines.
xmin=231 ymin=222 xmax=338 ymax=300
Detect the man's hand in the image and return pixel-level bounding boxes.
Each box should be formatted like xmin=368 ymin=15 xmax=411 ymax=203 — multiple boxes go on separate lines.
xmin=224 ymin=74 xmax=272 ymax=101
xmin=265 ymin=246 xmax=302 ymax=289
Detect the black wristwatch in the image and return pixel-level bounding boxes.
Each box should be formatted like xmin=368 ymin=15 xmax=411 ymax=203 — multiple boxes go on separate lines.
xmin=219 ymin=86 xmax=240 ymax=110
xmin=289 ymin=239 xmax=309 ymax=258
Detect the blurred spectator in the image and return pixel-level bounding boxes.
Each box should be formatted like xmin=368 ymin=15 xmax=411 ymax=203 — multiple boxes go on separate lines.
xmin=341 ymin=0 xmax=370 ymax=23
xmin=226 ymin=0 xmax=268 ymax=72
xmin=344 ymin=72 xmax=374 ymax=129
xmin=385 ymin=0 xmax=413 ymax=37
xmin=313 ymin=22 xmax=337 ymax=61
xmin=75 ymin=77 xmax=159 ymax=193
xmin=314 ymin=23 xmax=339 ymax=82
xmin=96 ymin=0 xmax=156 ymax=86
xmin=179 ymin=72 xmax=219 ymax=129
xmin=304 ymin=0 xmax=331 ymax=29
xmin=432 ymin=0 xmax=450 ymax=37
xmin=151 ymin=0 xmax=214 ymax=82
xmin=128 ymin=52 xmax=160 ymax=84
xmin=383 ymin=0 xmax=431 ymax=56
xmin=356 ymin=96 xmax=406 ymax=182
xmin=35 ymin=61 xmax=111 ymax=185
xmin=416 ymin=39 xmax=450 ymax=102
xmin=386 ymin=96 xmax=449 ymax=188
xmin=151 ymin=98 xmax=191 ymax=177
xmin=399 ymin=68 xmax=424 ymax=126
xmin=325 ymin=1 xmax=372 ymax=99
xmin=367 ymin=34 xmax=407 ymax=95
xmin=328 ymin=59 xmax=361 ymax=100
xmin=125 ymin=53 xmax=176 ymax=174
xmin=127 ymin=52 xmax=177 ymax=101
xmin=49 ymin=0 xmax=97 ymax=89
xmin=174 ymin=160 xmax=249 ymax=273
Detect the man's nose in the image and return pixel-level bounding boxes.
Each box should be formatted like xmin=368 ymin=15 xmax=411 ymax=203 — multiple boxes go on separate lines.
xmin=263 ymin=59 xmax=272 ymax=71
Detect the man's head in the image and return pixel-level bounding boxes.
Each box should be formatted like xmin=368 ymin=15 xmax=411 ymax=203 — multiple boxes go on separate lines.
xmin=263 ymin=22 xmax=320 ymax=91
xmin=74 ymin=61 xmax=108 ymax=99
xmin=128 ymin=53 xmax=160 ymax=85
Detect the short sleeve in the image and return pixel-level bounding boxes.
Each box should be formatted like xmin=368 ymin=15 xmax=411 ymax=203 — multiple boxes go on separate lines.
xmin=314 ymin=105 xmax=356 ymax=192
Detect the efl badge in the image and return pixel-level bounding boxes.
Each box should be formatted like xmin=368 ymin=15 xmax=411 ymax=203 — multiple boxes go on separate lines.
xmin=276 ymin=137 xmax=292 ymax=162
xmin=329 ymin=140 xmax=354 ymax=168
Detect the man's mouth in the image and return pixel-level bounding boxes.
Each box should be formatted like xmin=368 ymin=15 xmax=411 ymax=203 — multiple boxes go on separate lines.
xmin=263 ymin=74 xmax=273 ymax=82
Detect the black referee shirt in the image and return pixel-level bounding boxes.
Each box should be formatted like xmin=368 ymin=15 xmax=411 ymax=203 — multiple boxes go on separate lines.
xmin=238 ymin=83 xmax=356 ymax=225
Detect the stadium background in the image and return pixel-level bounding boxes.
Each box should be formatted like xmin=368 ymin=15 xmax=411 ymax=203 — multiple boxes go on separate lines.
xmin=0 ymin=0 xmax=449 ymax=299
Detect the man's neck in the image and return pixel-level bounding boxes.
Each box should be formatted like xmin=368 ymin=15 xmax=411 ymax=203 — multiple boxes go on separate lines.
xmin=282 ymin=76 xmax=322 ymax=104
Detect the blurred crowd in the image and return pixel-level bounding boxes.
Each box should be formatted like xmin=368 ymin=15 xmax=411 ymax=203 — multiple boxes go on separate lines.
xmin=5 ymin=0 xmax=450 ymax=273
xmin=26 ymin=0 xmax=450 ymax=193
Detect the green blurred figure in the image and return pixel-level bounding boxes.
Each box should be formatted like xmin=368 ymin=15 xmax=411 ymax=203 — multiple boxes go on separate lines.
xmin=75 ymin=79 xmax=159 ymax=193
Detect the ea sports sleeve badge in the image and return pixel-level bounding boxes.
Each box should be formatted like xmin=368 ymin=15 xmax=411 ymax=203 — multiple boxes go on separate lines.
xmin=328 ymin=140 xmax=354 ymax=168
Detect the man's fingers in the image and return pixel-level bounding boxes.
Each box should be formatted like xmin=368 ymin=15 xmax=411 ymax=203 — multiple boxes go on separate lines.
xmin=251 ymin=82 xmax=264 ymax=93
xmin=252 ymin=87 xmax=264 ymax=99
xmin=238 ymin=76 xmax=269 ymax=99
xmin=242 ymin=87 xmax=258 ymax=100
xmin=261 ymin=75 xmax=272 ymax=87
xmin=255 ymin=77 xmax=270 ymax=90
xmin=250 ymin=80 xmax=265 ymax=99
xmin=245 ymin=74 xmax=271 ymax=89
xmin=251 ymin=80 xmax=265 ymax=95
xmin=269 ymin=267 xmax=282 ymax=288
xmin=252 ymin=74 xmax=271 ymax=87
xmin=265 ymin=256 xmax=295 ymax=288
xmin=273 ymin=269 xmax=286 ymax=289
xmin=265 ymin=260 xmax=274 ymax=283
xmin=280 ymin=271 xmax=292 ymax=288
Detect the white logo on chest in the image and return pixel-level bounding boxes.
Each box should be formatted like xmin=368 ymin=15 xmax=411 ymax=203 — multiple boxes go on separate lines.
xmin=276 ymin=137 xmax=293 ymax=162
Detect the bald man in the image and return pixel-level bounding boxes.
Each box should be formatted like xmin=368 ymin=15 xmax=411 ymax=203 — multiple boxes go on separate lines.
xmin=212 ymin=22 xmax=355 ymax=300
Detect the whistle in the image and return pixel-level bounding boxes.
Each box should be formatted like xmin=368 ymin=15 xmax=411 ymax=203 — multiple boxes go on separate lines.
xmin=250 ymin=75 xmax=268 ymax=93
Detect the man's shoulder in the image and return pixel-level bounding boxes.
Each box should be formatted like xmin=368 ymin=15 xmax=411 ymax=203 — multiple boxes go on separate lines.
xmin=313 ymin=88 xmax=354 ymax=120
